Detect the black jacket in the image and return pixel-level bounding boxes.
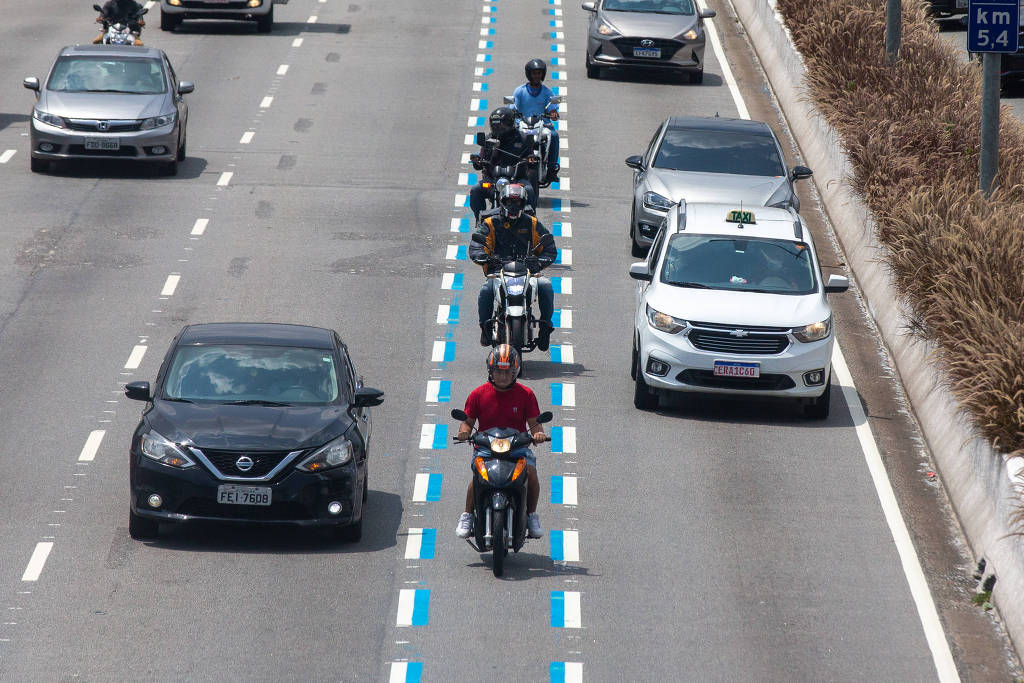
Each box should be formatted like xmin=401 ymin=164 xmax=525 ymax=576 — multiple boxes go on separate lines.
xmin=101 ymin=0 xmax=143 ymax=23
xmin=469 ymin=214 xmax=557 ymax=274
xmin=477 ymin=131 xmax=532 ymax=182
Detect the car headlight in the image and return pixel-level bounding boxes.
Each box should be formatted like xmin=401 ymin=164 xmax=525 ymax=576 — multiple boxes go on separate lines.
xmin=642 ymin=191 xmax=674 ymax=211
xmin=597 ymin=22 xmax=618 ymax=36
xmin=297 ymin=437 xmax=354 ymax=472
xmin=139 ymin=430 xmax=195 ymax=469
xmin=681 ymin=29 xmax=699 ymax=40
xmin=33 ymin=109 xmax=66 ymax=128
xmin=646 ymin=304 xmax=686 ymax=334
xmin=793 ymin=316 xmax=832 ymax=343
xmin=140 ymin=112 xmax=176 ymax=130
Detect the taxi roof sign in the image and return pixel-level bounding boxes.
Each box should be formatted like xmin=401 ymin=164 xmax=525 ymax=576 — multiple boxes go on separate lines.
xmin=726 ymin=209 xmax=756 ymax=225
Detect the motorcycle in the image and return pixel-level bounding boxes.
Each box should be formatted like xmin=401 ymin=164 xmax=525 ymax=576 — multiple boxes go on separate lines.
xmin=94 ymin=4 xmax=147 ymax=45
xmin=503 ymin=94 xmax=563 ymax=192
xmin=471 ymin=234 xmax=553 ymax=356
xmin=471 ymin=134 xmax=539 ymax=219
xmin=451 ymin=407 xmax=552 ymax=577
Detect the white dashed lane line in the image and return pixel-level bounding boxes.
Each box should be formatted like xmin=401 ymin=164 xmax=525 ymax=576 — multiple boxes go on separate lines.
xmin=77 ymin=430 xmax=105 ymax=462
xmin=124 ymin=345 xmax=147 ymax=370
xmin=292 ymin=38 xmax=304 ymax=47
xmin=260 ymin=96 xmax=273 ymax=108
xmin=21 ymin=543 xmax=53 ymax=582
xmin=191 ymin=218 xmax=209 ymax=236
xmin=240 ymin=131 xmax=255 ymax=144
xmin=0 ymin=150 xmax=15 ymax=163
xmin=307 ymin=15 xmax=318 ymax=23
xmin=217 ymin=172 xmax=233 ymax=186
xmin=160 ymin=274 xmax=181 ymax=296
xmin=277 ymin=64 xmax=289 ymax=75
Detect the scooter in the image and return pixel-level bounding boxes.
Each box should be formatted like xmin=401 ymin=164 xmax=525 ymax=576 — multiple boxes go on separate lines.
xmin=94 ymin=4 xmax=147 ymax=45
xmin=503 ymin=94 xmax=562 ymax=191
xmin=451 ymin=408 xmax=552 ymax=577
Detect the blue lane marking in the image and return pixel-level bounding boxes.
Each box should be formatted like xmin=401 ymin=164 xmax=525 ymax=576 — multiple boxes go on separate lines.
xmin=478 ymin=99 xmax=489 ymax=109
xmin=469 ymin=117 xmax=486 ymax=128
xmin=550 ymin=591 xmax=566 ymax=627
xmin=438 ymin=380 xmax=452 ymax=402
xmin=413 ymin=590 xmax=431 ymax=626
xmin=455 ymin=245 xmax=468 ymax=261
xmin=553 ymin=120 xmax=565 ymax=131
xmin=481 ymin=67 xmax=494 ymax=75
xmin=419 ymin=529 xmax=437 ymax=559
xmin=549 ymin=43 xmax=559 ymax=51
xmin=405 ymin=663 xmax=425 ymax=683
xmin=481 ymin=41 xmax=493 ymax=49
xmin=445 ymin=307 xmax=459 ymax=325
xmin=455 ymin=217 xmax=471 ymax=233
xmin=464 ymin=173 xmax=478 ymax=185
xmin=552 ymin=199 xmax=564 ymax=212
xmin=442 ymin=342 xmax=456 ymax=362
xmin=426 ymin=473 xmax=443 ymax=501
xmin=478 ymin=82 xmax=490 ymax=91
xmin=549 ymin=19 xmax=558 ymax=27
xmin=549 ymin=31 xmax=559 ymax=38
xmin=552 ymin=57 xmax=565 ymax=65
xmin=549 ymin=662 xmax=569 ymax=683
xmin=551 ymin=310 xmax=562 ymax=327
xmin=551 ymin=382 xmax=563 ymax=406
xmin=551 ymin=426 xmax=564 ymax=452
xmin=554 ymin=249 xmax=564 ymax=264
xmin=484 ymin=28 xmax=495 ymax=35
xmin=552 ymin=71 xmax=564 ymax=79
xmin=551 ymin=180 xmax=563 ymax=191
xmin=548 ymin=9 xmax=557 ymax=15
xmin=550 ymin=529 xmax=565 ymax=562
xmin=551 ymin=221 xmax=565 ymax=236
xmin=451 ymin=273 xmax=464 ymax=290
xmin=551 ymin=475 xmax=564 ymax=504
xmin=481 ymin=54 xmax=493 ymax=62
xmin=551 ymin=277 xmax=565 ymax=293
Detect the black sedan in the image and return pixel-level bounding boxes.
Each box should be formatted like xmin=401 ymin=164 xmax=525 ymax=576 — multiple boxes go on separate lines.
xmin=125 ymin=323 xmax=384 ymax=542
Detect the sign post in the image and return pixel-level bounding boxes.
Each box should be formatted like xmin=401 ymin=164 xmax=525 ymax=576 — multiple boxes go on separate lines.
xmin=968 ymin=0 xmax=1019 ymax=195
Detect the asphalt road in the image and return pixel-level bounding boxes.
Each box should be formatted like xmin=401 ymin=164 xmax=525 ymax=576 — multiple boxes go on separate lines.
xmin=0 ymin=0 xmax=1018 ymax=680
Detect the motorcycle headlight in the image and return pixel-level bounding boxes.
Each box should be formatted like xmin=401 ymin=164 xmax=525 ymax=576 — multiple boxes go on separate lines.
xmin=140 ymin=112 xmax=176 ymax=130
xmin=681 ymin=29 xmax=699 ymax=40
xmin=793 ymin=316 xmax=832 ymax=343
xmin=505 ymin=276 xmax=526 ymax=296
xmin=297 ymin=437 xmax=353 ymax=472
xmin=139 ymin=430 xmax=195 ymax=469
xmin=33 ymin=109 xmax=66 ymax=129
xmin=642 ymin=191 xmax=674 ymax=212
xmin=489 ymin=437 xmax=512 ymax=454
xmin=597 ymin=22 xmax=619 ymax=36
xmin=646 ymin=304 xmax=686 ymax=334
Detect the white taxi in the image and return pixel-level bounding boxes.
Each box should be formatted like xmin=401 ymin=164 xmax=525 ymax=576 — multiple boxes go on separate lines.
xmin=629 ymin=202 xmax=849 ymax=418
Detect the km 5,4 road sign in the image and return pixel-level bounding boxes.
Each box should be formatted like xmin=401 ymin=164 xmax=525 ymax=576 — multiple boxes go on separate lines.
xmin=968 ymin=0 xmax=1020 ymax=53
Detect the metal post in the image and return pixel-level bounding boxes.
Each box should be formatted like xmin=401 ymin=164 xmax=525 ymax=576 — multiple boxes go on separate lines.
xmin=980 ymin=52 xmax=1001 ymax=195
xmin=885 ymin=0 xmax=902 ymax=65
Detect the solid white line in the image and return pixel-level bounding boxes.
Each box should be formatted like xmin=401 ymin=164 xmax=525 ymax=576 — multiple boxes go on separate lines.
xmin=292 ymin=38 xmax=304 ymax=47
xmin=191 ymin=218 xmax=209 ymax=236
xmin=277 ymin=64 xmax=289 ymax=75
xmin=161 ymin=274 xmax=180 ymax=296
xmin=217 ymin=172 xmax=233 ymax=186
xmin=0 ymin=150 xmax=15 ymax=163
xmin=562 ymin=591 xmax=582 ymax=627
xmin=701 ymin=0 xmax=748 ymax=119
xmin=21 ymin=543 xmax=53 ymax=582
xmin=239 ymin=131 xmax=255 ymax=144
xmin=396 ymin=589 xmax=415 ymax=626
xmin=78 ymin=430 xmax=105 ymax=462
xmin=832 ymin=347 xmax=959 ymax=681
xmin=260 ymin=96 xmax=273 ymax=108
xmin=124 ymin=345 xmax=147 ymax=369
xmin=561 ymin=529 xmax=580 ymax=561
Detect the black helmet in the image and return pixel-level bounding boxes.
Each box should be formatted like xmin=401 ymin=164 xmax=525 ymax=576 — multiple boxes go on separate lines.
xmin=525 ymin=58 xmax=547 ymax=81
xmin=489 ymin=106 xmax=516 ymax=138
xmin=499 ymin=183 xmax=528 ymax=221
xmin=487 ymin=344 xmax=521 ymax=387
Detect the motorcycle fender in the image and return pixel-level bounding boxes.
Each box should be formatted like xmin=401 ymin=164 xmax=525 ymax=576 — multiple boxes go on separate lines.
xmin=506 ymin=306 xmax=525 ymax=317
xmin=491 ymin=492 xmax=509 ymax=510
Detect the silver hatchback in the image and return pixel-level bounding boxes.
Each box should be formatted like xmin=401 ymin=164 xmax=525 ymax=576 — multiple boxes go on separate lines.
xmin=581 ymin=0 xmax=716 ymax=82
xmin=24 ymin=45 xmax=193 ymax=175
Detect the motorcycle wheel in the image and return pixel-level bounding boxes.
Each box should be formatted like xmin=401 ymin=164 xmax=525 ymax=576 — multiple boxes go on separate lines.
xmin=492 ymin=508 xmax=506 ymax=577
xmin=509 ymin=317 xmax=525 ymax=352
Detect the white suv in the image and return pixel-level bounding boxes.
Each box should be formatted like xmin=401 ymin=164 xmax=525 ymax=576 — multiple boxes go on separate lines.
xmin=629 ymin=202 xmax=849 ymax=418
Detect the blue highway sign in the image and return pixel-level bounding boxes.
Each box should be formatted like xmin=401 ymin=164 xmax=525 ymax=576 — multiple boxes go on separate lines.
xmin=968 ymin=0 xmax=1020 ymax=53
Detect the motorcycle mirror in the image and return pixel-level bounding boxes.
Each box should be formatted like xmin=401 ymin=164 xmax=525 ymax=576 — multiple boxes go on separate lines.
xmin=475 ymin=132 xmax=487 ymax=146
xmin=549 ymin=95 xmax=564 ymax=104
xmin=536 ymin=411 xmax=554 ymax=424
xmin=503 ymin=95 xmax=514 ymax=104
xmin=451 ymin=408 xmax=469 ymax=421
xmin=470 ymin=233 xmax=487 ymax=245
xmin=93 ymin=3 xmax=102 ymax=10
xmin=139 ymin=7 xmax=148 ymax=14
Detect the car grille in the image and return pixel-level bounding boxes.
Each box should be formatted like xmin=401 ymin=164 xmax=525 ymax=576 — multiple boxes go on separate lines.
xmin=677 ymin=369 xmax=795 ymax=391
xmin=67 ymin=119 xmax=141 ymax=132
xmin=67 ymin=144 xmax=138 ymax=156
xmin=180 ymin=0 xmax=252 ymax=7
xmin=688 ymin=329 xmax=790 ymax=355
xmin=611 ymin=38 xmax=684 ymax=60
xmin=177 ymin=498 xmax=311 ymax=521
xmin=196 ymin=449 xmax=302 ymax=479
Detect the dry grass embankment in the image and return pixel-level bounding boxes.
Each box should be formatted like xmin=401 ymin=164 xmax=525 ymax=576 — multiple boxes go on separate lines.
xmin=775 ymin=0 xmax=1024 ymax=455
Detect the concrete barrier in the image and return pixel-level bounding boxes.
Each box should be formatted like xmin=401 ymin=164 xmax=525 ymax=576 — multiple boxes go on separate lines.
xmin=728 ymin=0 xmax=1024 ymax=656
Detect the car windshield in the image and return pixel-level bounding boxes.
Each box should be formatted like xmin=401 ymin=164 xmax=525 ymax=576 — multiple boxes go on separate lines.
xmin=603 ymin=0 xmax=694 ymax=14
xmin=660 ymin=234 xmax=816 ymax=294
xmin=163 ymin=344 xmax=341 ymax=405
xmin=46 ymin=56 xmax=166 ymax=94
xmin=653 ymin=128 xmax=786 ymax=176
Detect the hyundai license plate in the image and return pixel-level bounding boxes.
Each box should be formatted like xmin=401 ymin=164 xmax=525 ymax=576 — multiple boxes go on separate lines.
xmin=713 ymin=361 xmax=760 ymax=378
xmin=633 ymin=47 xmax=661 ymax=58
xmin=217 ymin=485 xmax=272 ymax=506
xmin=85 ymin=138 xmax=119 ymax=150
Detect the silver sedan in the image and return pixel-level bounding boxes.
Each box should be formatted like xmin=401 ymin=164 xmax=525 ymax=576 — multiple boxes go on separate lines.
xmin=24 ymin=45 xmax=193 ymax=175
xmin=582 ymin=0 xmax=716 ymax=82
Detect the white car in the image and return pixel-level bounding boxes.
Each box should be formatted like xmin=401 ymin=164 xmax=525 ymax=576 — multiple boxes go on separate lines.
xmin=629 ymin=202 xmax=849 ymax=418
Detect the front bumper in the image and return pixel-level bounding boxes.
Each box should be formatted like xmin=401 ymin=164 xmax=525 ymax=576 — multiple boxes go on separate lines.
xmin=130 ymin=453 xmax=364 ymax=527
xmin=161 ymin=0 xmax=272 ymax=19
xmin=588 ymin=34 xmax=705 ymax=72
xmin=30 ymin=117 xmax=178 ymax=163
xmin=637 ymin=323 xmax=833 ymax=399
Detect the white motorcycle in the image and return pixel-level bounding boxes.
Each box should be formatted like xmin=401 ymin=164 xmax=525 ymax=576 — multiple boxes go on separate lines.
xmin=94 ymin=4 xmax=147 ymax=45
xmin=503 ymin=94 xmax=562 ymax=193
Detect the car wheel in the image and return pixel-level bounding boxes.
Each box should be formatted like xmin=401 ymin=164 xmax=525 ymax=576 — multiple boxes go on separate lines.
xmin=160 ymin=10 xmax=180 ymax=31
xmin=177 ymin=132 xmax=186 ymax=162
xmin=586 ymin=54 xmax=601 ymax=79
xmin=630 ymin=335 xmax=639 ymax=380
xmin=631 ymin=233 xmax=647 ymax=258
xmin=257 ymin=6 xmax=273 ymax=32
xmin=128 ymin=509 xmax=159 ymax=539
xmin=689 ymin=69 xmax=704 ymax=85
xmin=803 ymin=373 xmax=831 ymax=419
xmin=362 ymin=466 xmax=368 ymax=504
xmin=30 ymin=157 xmax=48 ymax=173
xmin=633 ymin=371 xmax=658 ymax=411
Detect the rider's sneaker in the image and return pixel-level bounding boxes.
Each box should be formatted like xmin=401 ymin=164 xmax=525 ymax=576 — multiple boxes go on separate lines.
xmin=545 ymin=166 xmax=560 ymax=184
xmin=536 ymin=322 xmax=553 ymax=352
xmin=527 ymin=513 xmax=543 ymax=538
xmin=479 ymin=324 xmax=491 ymax=347
xmin=456 ymin=512 xmax=474 ymax=538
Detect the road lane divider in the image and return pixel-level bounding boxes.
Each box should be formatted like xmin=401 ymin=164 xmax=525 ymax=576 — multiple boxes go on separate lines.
xmin=412 ymin=473 xmax=442 ymax=502
xmin=549 ymin=344 xmax=574 ymax=364
xmin=551 ymin=383 xmax=575 ymax=407
xmin=124 ymin=345 xmax=147 ymax=369
xmin=190 ymin=218 xmax=209 ymax=236
xmin=426 ymin=380 xmax=452 ymax=403
xmin=0 ymin=150 xmax=15 ymax=163
xmin=396 ymin=589 xmax=430 ymax=626
xmin=419 ymin=424 xmax=448 ymax=450
xmin=20 ymin=543 xmax=53 ymax=582
xmin=550 ymin=591 xmax=581 ymax=628
xmin=441 ymin=273 xmax=464 ymax=290
xmin=239 ymin=131 xmax=255 ymax=144
xmin=389 ymin=662 xmax=424 ymax=682
xmin=552 ymin=309 xmax=572 ymax=329
xmin=431 ymin=341 xmax=456 ymax=362
xmin=436 ymin=305 xmax=459 ymax=325
xmin=550 ymin=530 xmax=579 ymax=562
xmin=550 ymin=426 xmax=576 ymax=454
xmin=550 ymin=662 xmax=583 ymax=683
xmin=160 ymin=274 xmax=180 ymax=297
xmin=77 ymin=430 xmax=105 ymax=462
xmin=216 ymin=171 xmax=233 ymax=186
xmin=405 ymin=529 xmax=437 ymax=560
xmin=550 ymin=476 xmax=577 ymax=505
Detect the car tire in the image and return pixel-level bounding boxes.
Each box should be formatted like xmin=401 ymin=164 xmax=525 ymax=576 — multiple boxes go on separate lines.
xmin=586 ymin=54 xmax=601 ymax=79
xmin=256 ymin=6 xmax=273 ymax=33
xmin=803 ymin=373 xmax=831 ymax=419
xmin=633 ymin=372 xmax=658 ymax=411
xmin=630 ymin=336 xmax=639 ymax=381
xmin=689 ymin=69 xmax=704 ymax=85
xmin=128 ymin=509 xmax=159 ymax=539
xmin=177 ymin=132 xmax=186 ymax=162
xmin=30 ymin=157 xmax=48 ymax=173
xmin=362 ymin=466 xmax=368 ymax=504
xmin=631 ymin=234 xmax=647 ymax=258
xmin=160 ymin=11 xmax=180 ymax=31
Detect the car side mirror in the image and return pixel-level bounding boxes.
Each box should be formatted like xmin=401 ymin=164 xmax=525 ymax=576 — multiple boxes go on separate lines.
xmin=790 ymin=165 xmax=812 ymax=181
xmin=700 ymin=8 xmax=716 ymax=19
xmin=629 ymin=262 xmax=653 ymax=281
xmin=353 ymin=387 xmax=384 ymax=408
xmin=625 ymin=155 xmax=644 ymax=171
xmin=451 ymin=408 xmax=469 ymax=422
xmin=178 ymin=81 xmax=195 ymax=95
xmin=125 ymin=381 xmax=152 ymax=401
xmin=23 ymin=77 xmax=39 ymax=91
xmin=503 ymin=95 xmax=514 ymax=104
xmin=824 ymin=274 xmax=849 ymax=294
xmin=581 ymin=1 xmax=596 ymax=10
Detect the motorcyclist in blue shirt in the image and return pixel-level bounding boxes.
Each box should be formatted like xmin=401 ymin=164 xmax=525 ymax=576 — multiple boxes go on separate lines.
xmin=511 ymin=58 xmax=560 ymax=184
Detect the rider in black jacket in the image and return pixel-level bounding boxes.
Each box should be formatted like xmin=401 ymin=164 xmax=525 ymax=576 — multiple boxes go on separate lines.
xmin=93 ymin=0 xmax=145 ymax=44
xmin=469 ymin=107 xmax=538 ymax=224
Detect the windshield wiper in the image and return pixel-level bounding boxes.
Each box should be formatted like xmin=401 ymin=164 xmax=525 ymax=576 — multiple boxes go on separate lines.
xmin=163 ymin=397 xmax=195 ymax=404
xmin=664 ymin=280 xmax=710 ymax=289
xmin=85 ymin=88 xmax=144 ymax=94
xmin=223 ymin=399 xmax=293 ymax=407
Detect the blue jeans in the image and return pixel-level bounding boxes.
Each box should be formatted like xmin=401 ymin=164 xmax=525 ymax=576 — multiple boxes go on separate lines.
xmin=478 ymin=277 xmax=554 ymax=328
xmin=545 ymin=126 xmax=560 ymax=171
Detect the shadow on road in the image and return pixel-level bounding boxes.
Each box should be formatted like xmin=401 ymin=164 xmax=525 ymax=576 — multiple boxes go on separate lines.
xmin=32 ymin=155 xmax=208 ymax=180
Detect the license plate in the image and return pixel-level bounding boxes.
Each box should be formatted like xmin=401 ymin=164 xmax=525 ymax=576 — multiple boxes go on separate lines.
xmin=217 ymin=485 xmax=272 ymax=506
xmin=713 ymin=361 xmax=760 ymax=378
xmin=633 ymin=47 xmax=661 ymax=58
xmin=85 ymin=138 xmax=119 ymax=150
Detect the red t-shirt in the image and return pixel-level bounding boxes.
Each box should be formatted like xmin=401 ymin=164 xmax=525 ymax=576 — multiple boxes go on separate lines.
xmin=464 ymin=382 xmax=540 ymax=433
